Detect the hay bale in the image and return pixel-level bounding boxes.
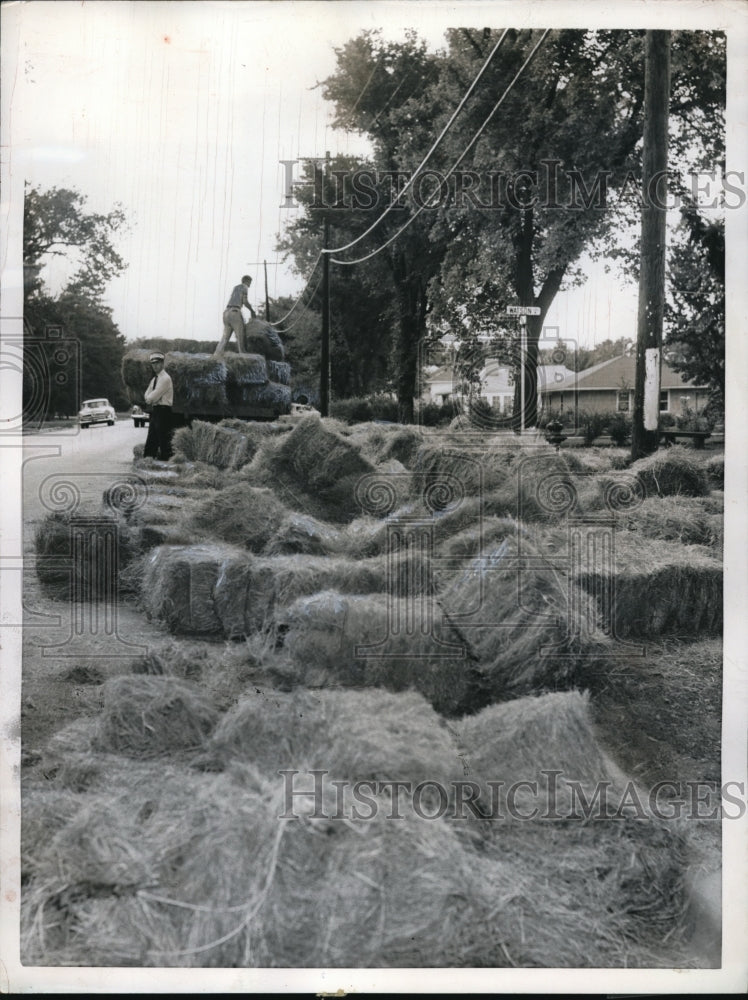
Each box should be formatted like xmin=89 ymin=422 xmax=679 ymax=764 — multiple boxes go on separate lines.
xmin=184 ymin=484 xmax=288 ymax=550
xmin=129 ymin=637 xmax=273 ymax=712
xmin=262 ymin=512 xmax=346 ymax=557
xmin=171 ymin=420 xmax=255 ymax=470
xmin=213 ymin=551 xmax=435 ymax=638
xmin=206 ymin=687 xmax=462 ymax=785
xmin=141 ymin=543 xmax=236 ymax=634
xmin=451 ymin=690 xmax=632 ymax=817
xmin=165 ymin=352 xmax=229 ymax=411
xmin=121 ymin=349 xmax=154 ymax=406
xmin=614 ymin=496 xmax=723 ymax=548
xmin=94 ymin=674 xmax=219 ymax=757
xmin=435 ymin=532 xmax=611 ymax=700
xmin=412 ymin=442 xmax=517 ymax=495
xmin=266 ymin=360 xmax=291 ymax=386
xmin=704 ymin=454 xmax=724 ymax=489
xmin=437 ymin=515 xmax=529 ymax=560
xmin=243 ymin=318 xmax=285 ymax=361
xmin=247 ymin=415 xmax=377 ymax=523
xmin=280 ymin=590 xmax=480 ymax=716
xmin=631 ymin=446 xmax=710 ymax=497
xmin=227 ymin=379 xmax=291 ymax=415
xmin=35 ymin=510 xmax=139 ymax=602
xmin=573 ymin=530 xmax=722 ymax=638
xmin=222 ymin=352 xmax=268 ymax=387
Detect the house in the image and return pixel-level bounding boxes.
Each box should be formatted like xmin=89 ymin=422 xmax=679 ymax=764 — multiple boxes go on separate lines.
xmin=424 ymin=360 xmax=575 ymax=414
xmin=541 ymin=355 xmax=708 ymax=415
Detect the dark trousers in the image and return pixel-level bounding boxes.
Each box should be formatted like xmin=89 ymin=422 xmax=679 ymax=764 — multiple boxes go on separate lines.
xmin=144 ymin=405 xmax=173 ymax=460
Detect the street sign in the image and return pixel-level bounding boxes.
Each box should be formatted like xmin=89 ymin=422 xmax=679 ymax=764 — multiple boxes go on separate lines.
xmin=505 ymin=305 xmax=541 ymax=316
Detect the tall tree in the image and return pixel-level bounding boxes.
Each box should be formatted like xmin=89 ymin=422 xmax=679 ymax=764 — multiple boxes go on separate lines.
xmin=665 ymin=205 xmax=724 ymax=406
xmin=23 ymin=185 xmax=130 ymax=416
xmin=422 ymin=28 xmax=725 ymax=425
xmin=318 ymin=32 xmax=445 ymax=422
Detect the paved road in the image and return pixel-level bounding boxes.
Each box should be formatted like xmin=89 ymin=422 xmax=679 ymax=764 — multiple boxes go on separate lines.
xmin=21 ymin=418 xmax=148 ymax=548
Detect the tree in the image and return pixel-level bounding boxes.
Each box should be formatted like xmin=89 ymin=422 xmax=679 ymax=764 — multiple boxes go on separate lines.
xmin=420 ymin=28 xmax=725 ymax=425
xmin=665 ymin=204 xmax=724 ymax=405
xmin=317 ymin=32 xmax=446 ymax=421
xmin=277 ymin=154 xmax=401 ymax=403
xmin=24 ymin=185 xmax=128 ymax=299
xmin=23 ymin=185 xmax=130 ymax=416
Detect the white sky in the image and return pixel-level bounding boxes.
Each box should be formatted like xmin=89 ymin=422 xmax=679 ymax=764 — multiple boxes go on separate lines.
xmin=0 ymin=0 xmax=741 ymax=350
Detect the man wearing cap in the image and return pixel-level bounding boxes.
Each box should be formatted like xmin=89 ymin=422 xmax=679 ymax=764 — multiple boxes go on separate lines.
xmin=214 ymin=275 xmax=257 ymax=355
xmin=143 ymin=352 xmax=174 ymax=460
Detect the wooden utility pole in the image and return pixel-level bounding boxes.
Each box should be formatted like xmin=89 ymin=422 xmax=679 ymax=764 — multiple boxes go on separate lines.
xmin=263 ymin=260 xmax=271 ymax=321
xmin=320 ymin=151 xmax=331 ymax=417
xmin=631 ymin=30 xmax=671 ymax=460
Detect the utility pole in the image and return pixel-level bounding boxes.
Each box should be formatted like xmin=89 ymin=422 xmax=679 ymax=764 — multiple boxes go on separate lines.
xmin=320 ymin=151 xmax=331 ymax=417
xmin=263 ymin=260 xmax=271 ymax=321
xmin=631 ymin=30 xmax=671 ymax=460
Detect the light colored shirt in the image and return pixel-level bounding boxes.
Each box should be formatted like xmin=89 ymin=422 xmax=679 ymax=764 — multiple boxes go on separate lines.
xmin=226 ymin=283 xmax=250 ymax=309
xmin=144 ymin=368 xmax=173 ymax=407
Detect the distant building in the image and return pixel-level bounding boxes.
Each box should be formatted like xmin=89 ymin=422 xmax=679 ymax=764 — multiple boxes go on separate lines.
xmin=542 ymin=355 xmax=708 ymax=415
xmin=424 ymin=359 xmax=575 ymax=414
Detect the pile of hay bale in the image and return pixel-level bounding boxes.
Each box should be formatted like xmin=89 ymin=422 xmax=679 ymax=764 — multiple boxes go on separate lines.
xmin=121 ymin=326 xmax=291 ymax=420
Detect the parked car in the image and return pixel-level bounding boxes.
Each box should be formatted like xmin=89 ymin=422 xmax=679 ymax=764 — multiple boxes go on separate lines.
xmin=78 ymin=398 xmax=116 ymax=428
xmin=132 ymin=405 xmax=150 ymax=429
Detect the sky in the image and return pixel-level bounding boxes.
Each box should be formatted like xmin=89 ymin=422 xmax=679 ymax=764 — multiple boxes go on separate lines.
xmin=0 ymin=0 xmax=740 ymax=350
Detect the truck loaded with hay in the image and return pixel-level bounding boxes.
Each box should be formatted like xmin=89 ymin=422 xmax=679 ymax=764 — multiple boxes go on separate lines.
xmin=122 ymin=319 xmax=292 ymax=424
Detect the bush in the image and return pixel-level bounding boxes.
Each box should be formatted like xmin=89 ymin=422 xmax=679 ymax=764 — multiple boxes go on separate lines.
xmin=330 ymin=395 xmax=399 ymax=424
xmin=576 ymin=409 xmax=608 ymax=445
xmin=606 ymin=412 xmax=632 ymax=446
xmin=675 ymin=404 xmax=712 ymax=432
xmin=418 ymin=401 xmax=455 ymax=427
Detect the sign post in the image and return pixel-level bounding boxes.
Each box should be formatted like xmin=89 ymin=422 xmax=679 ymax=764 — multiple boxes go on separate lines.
xmin=505 ymin=306 xmax=541 ymax=433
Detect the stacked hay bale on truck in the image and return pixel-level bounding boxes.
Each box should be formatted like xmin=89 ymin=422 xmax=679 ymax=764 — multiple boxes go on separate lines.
xmin=121 ymin=319 xmax=291 ymax=423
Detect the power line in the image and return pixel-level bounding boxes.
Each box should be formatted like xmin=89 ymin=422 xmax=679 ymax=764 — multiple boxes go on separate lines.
xmin=323 ymin=29 xmax=510 ymax=257
xmin=271 ymin=251 xmax=323 ymax=325
xmin=331 ymin=30 xmax=550 ymax=268
xmin=275 ymin=266 xmax=325 ymax=333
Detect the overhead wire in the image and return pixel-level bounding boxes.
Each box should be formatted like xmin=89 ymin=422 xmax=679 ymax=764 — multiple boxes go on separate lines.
xmin=270 ymin=250 xmax=323 ymax=325
xmin=323 ymin=28 xmax=509 ymax=257
xmin=330 ymin=29 xmax=550 ymax=267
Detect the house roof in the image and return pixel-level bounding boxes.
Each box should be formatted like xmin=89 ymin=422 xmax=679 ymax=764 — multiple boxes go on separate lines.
xmin=546 ymin=354 xmax=707 ymax=392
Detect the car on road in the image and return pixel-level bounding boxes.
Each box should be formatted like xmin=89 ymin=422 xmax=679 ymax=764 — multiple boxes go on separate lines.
xmin=131 ymin=405 xmax=150 ymax=428
xmin=78 ymin=398 xmax=116 ymax=429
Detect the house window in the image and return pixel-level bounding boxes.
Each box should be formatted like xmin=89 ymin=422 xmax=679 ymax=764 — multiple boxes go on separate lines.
xmin=617 ymin=391 xmax=629 ymax=412
xmin=659 ymin=389 xmax=669 ymax=412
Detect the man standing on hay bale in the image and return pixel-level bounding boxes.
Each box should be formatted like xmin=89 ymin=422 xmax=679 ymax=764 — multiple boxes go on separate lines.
xmin=215 ymin=275 xmax=256 ymax=355
xmin=143 ymin=352 xmax=174 ymax=461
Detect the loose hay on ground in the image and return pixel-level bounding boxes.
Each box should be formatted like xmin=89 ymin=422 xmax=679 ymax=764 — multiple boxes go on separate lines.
xmin=22 ymin=723 xmax=695 ymax=968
